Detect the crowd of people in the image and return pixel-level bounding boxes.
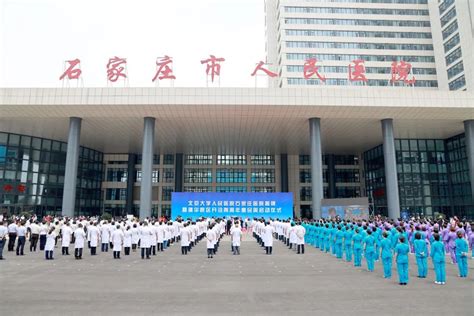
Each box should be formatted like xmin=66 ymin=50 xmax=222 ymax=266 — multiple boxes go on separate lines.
xmin=0 ymin=214 xmax=472 ymax=286
xmin=302 ymin=216 xmax=472 ymax=285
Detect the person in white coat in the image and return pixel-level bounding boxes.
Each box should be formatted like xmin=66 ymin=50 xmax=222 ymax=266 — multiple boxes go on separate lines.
xmin=180 ymin=223 xmax=191 ymax=255
xmin=124 ymin=226 xmax=132 ymax=255
xmin=206 ymin=224 xmax=216 ymax=259
xmin=231 ymin=222 xmax=242 ymax=255
xmin=150 ymin=222 xmax=158 ymax=256
xmin=87 ymin=222 xmax=100 ymax=255
xmin=295 ymin=222 xmax=306 ymax=255
xmin=100 ymin=221 xmax=110 ymax=252
xmin=45 ymin=227 xmax=56 ymax=260
xmin=157 ymin=222 xmax=165 ymax=252
xmin=74 ymin=223 xmax=86 ymax=260
xmin=131 ymin=223 xmax=139 ymax=252
xmin=111 ymin=225 xmax=124 ymax=259
xmin=61 ymin=222 xmax=72 ymax=256
xmin=140 ymin=222 xmax=153 ymax=259
xmin=264 ymin=221 xmax=275 ymax=255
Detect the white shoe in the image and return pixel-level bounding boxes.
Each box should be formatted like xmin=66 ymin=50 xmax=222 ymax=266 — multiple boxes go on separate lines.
xmin=441 ymin=282 xmax=446 ymax=285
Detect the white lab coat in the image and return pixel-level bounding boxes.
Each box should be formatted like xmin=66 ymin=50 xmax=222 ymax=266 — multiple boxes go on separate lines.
xmin=131 ymin=227 xmax=140 ymax=245
xmin=157 ymin=225 xmax=165 ymax=243
xmin=264 ymin=225 xmax=275 ymax=247
xmin=231 ymin=227 xmax=242 ymax=247
xmin=206 ymin=230 xmax=216 ymax=249
xmin=111 ymin=229 xmax=124 ymax=251
xmin=74 ymin=228 xmax=86 ymax=249
xmin=124 ymin=230 xmax=132 ymax=248
xmin=150 ymin=225 xmax=157 ymax=245
xmin=61 ymin=226 xmax=72 ymax=247
xmin=88 ymin=226 xmax=100 ymax=247
xmin=140 ymin=226 xmax=152 ymax=248
xmin=180 ymin=227 xmax=190 ymax=247
xmin=101 ymin=225 xmax=110 ymax=243
xmin=289 ymin=226 xmax=297 ymax=244
xmin=296 ymin=225 xmax=306 ymax=245
xmin=45 ymin=232 xmax=56 ymax=251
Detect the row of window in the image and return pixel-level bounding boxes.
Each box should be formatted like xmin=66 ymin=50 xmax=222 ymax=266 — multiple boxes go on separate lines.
xmin=299 ymin=155 xmax=359 ymax=166
xmin=135 ymin=154 xmax=174 ymax=165
xmin=286 ymin=65 xmax=436 ymax=75
xmin=184 ymin=155 xmax=275 ymax=165
xmin=182 ymin=186 xmax=276 ymax=193
xmin=284 ymin=29 xmax=432 ymax=39
xmin=286 ymin=53 xmax=435 ymax=63
xmin=445 ymin=47 xmax=462 ymax=66
xmin=285 ymin=41 xmax=433 ymax=51
xmin=443 ymin=34 xmax=460 ymax=53
xmin=283 ymin=6 xmax=429 ymax=16
xmin=303 ymin=0 xmax=427 ymax=3
xmin=447 ymin=61 xmax=464 ymax=80
xmin=440 ymin=6 xmax=456 ymax=27
xmin=299 ymin=186 xmax=361 ymax=201
xmin=448 ymin=75 xmax=466 ymax=91
xmin=439 ymin=0 xmax=455 ymax=15
xmin=287 ymin=78 xmax=438 ymax=87
xmin=284 ymin=18 xmax=431 ymax=28
xmin=442 ymin=21 xmax=458 ymax=40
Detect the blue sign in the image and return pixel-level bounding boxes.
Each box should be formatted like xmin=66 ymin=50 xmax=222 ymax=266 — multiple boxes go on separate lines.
xmin=171 ymin=192 xmax=293 ymax=220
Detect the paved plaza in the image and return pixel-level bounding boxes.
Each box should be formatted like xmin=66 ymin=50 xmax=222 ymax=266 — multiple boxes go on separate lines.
xmin=1 ymin=233 xmax=472 ymax=315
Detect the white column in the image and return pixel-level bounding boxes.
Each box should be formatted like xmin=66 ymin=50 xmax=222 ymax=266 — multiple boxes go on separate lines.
xmin=139 ymin=117 xmax=155 ymax=220
xmin=382 ymin=119 xmax=400 ymax=219
xmin=62 ymin=117 xmax=81 ymax=218
xmin=309 ymin=118 xmax=324 ymax=219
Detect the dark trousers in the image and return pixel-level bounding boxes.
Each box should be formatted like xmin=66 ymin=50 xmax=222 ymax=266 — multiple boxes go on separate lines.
xmin=74 ymin=248 xmax=83 ymax=259
xmin=151 ymin=245 xmax=156 ymax=255
xmin=141 ymin=247 xmax=151 ymax=259
xmin=39 ymin=235 xmax=46 ymax=250
xmin=101 ymin=243 xmax=108 ymax=252
xmin=8 ymin=233 xmax=16 ymax=251
xmin=90 ymin=247 xmax=97 ymax=255
xmin=45 ymin=250 xmax=53 ymax=260
xmin=181 ymin=246 xmax=188 ymax=255
xmin=16 ymin=236 xmax=25 ymax=255
xmin=62 ymin=246 xmax=69 ymax=255
xmin=266 ymin=246 xmax=273 ymax=255
xmin=207 ymin=248 xmax=214 ymax=257
xmin=157 ymin=243 xmax=163 ymax=251
xmin=0 ymin=239 xmax=5 ymax=258
xmin=113 ymin=251 xmax=121 ymax=259
xmin=124 ymin=247 xmax=130 ymax=255
xmin=30 ymin=234 xmax=39 ymax=251
xmin=132 ymin=244 xmax=137 ymax=251
xmin=297 ymin=244 xmax=305 ymax=254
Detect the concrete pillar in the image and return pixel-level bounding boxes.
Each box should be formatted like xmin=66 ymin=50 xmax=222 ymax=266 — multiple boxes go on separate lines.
xmin=309 ymin=118 xmax=324 ymax=219
xmin=381 ymin=119 xmax=400 ymax=219
xmin=280 ymin=154 xmax=289 ymax=192
xmin=464 ymin=120 xmax=474 ymax=200
xmin=139 ymin=117 xmax=155 ymax=220
xmin=62 ymin=117 xmax=82 ymax=218
xmin=327 ymin=154 xmax=336 ymax=199
xmin=174 ymin=153 xmax=184 ymax=193
xmin=126 ymin=154 xmax=136 ymax=215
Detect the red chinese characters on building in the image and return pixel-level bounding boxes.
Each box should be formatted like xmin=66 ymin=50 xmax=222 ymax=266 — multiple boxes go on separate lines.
xmin=17 ymin=184 xmax=26 ymax=193
xmin=201 ymin=55 xmax=225 ymax=83
xmin=152 ymin=56 xmax=176 ymax=82
xmin=106 ymin=56 xmax=127 ymax=82
xmin=59 ymin=59 xmax=82 ymax=80
xmin=303 ymin=58 xmax=326 ymax=82
xmin=251 ymin=61 xmax=278 ymax=77
xmin=390 ymin=61 xmax=416 ymax=85
xmin=348 ymin=59 xmax=368 ymax=83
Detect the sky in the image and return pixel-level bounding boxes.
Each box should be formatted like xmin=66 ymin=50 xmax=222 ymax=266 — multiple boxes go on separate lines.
xmin=0 ymin=0 xmax=266 ymax=87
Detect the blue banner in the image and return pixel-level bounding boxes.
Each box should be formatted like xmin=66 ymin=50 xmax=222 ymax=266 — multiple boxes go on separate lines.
xmin=171 ymin=192 xmax=293 ymax=220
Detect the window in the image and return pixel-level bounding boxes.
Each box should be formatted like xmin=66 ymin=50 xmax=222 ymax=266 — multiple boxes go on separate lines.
xmin=444 ymin=34 xmax=460 ymax=53
xmin=105 ymin=188 xmax=126 ymax=201
xmin=445 ymin=47 xmax=462 ymax=66
xmin=137 ymin=154 xmax=160 ymax=165
xmin=161 ymin=187 xmax=173 ymax=201
xmin=251 ymin=169 xmax=275 ymax=183
xmin=448 ymin=75 xmax=466 ymax=90
xmin=284 ymin=29 xmax=431 ymax=39
xmin=440 ymin=7 xmax=456 ymax=27
xmin=251 ymin=186 xmax=275 ymax=193
xmin=216 ymin=186 xmax=247 ymax=193
xmin=286 ymin=53 xmax=435 ymax=63
xmin=185 ymin=154 xmax=213 ymax=165
xmin=299 ymin=155 xmax=310 ymax=165
xmin=284 ymin=18 xmax=431 ymax=28
xmin=106 ymin=168 xmax=127 ymax=182
xmin=300 ymin=187 xmax=312 ymax=201
xmin=184 ymin=186 xmax=212 ymax=192
xmin=335 ymin=169 xmax=360 ymax=183
xmin=284 ymin=6 xmax=428 ymax=16
xmin=136 ymin=169 xmax=159 ymax=182
xmin=250 ymin=155 xmax=274 ymax=165
xmin=442 ymin=21 xmax=458 ymax=40
xmin=286 ymin=41 xmax=433 ymax=51
xmin=334 ymin=155 xmax=359 ymax=165
xmin=217 ymin=155 xmax=247 ymax=165
xmin=447 ymin=61 xmax=463 ymax=79
xmin=216 ymin=169 xmax=247 ymax=183
xmin=163 ymin=154 xmax=174 ymax=165
xmin=163 ymin=168 xmax=174 ymax=183
xmin=184 ymin=169 xmax=212 ymax=183
xmin=300 ymin=170 xmax=311 ymax=183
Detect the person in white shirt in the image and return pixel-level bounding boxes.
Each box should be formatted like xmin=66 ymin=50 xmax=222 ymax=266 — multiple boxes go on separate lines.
xmin=7 ymin=220 xmax=17 ymax=252
xmin=150 ymin=222 xmax=158 ymax=256
xmin=87 ymin=222 xmax=100 ymax=255
xmin=111 ymin=225 xmax=124 ymax=259
xmin=74 ymin=223 xmax=86 ymax=259
xmin=295 ymin=222 xmax=306 ymax=255
xmin=45 ymin=227 xmax=56 ymax=260
xmin=131 ymin=223 xmax=139 ymax=252
xmin=0 ymin=221 xmax=8 ymax=260
xmin=124 ymin=226 xmax=132 ymax=256
xmin=16 ymin=222 xmax=27 ymax=256
xmin=39 ymin=221 xmax=48 ymax=251
xmin=180 ymin=223 xmax=191 ymax=255
xmin=29 ymin=220 xmax=41 ymax=252
xmin=231 ymin=222 xmax=242 ymax=255
xmin=157 ymin=222 xmax=165 ymax=252
xmin=100 ymin=221 xmax=110 ymax=252
xmin=61 ymin=222 xmax=72 ymax=255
